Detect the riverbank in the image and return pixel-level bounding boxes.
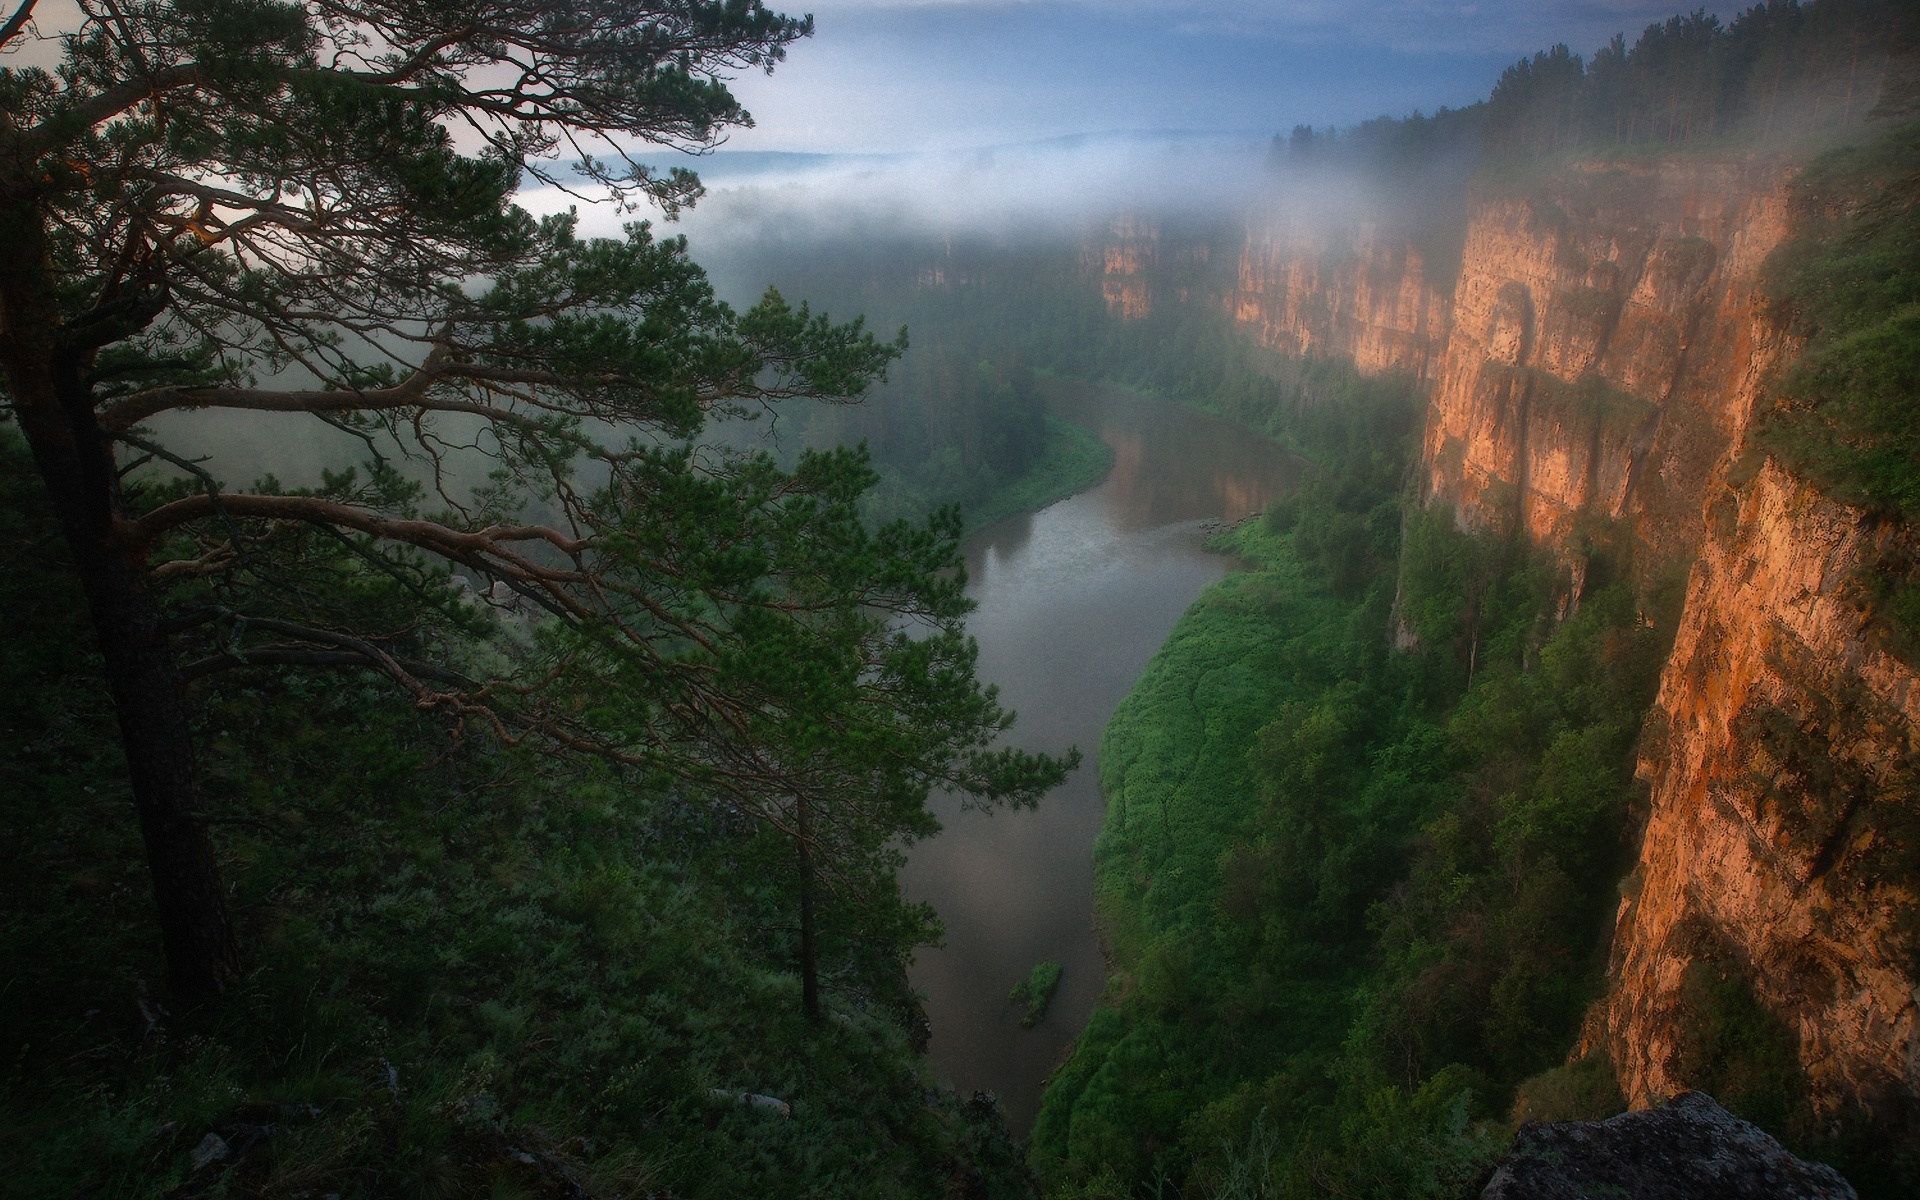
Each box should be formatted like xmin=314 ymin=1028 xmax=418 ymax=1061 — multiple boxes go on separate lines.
xmin=962 ymin=417 xmax=1114 ymax=533
xmin=904 ymin=383 xmax=1302 ymax=1136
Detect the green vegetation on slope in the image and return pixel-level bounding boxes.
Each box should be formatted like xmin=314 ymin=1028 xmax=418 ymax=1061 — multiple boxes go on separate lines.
xmin=1031 ymin=363 xmax=1678 ymax=1199
xmin=0 ymin=439 xmax=1033 ymax=1198
xmin=1756 ymin=120 xmax=1920 ymax=515
xmin=1750 ymin=120 xmax=1920 ymax=677
xmin=705 ymin=243 xmax=1126 ymax=530
xmin=881 ymin=415 xmax=1114 ymax=532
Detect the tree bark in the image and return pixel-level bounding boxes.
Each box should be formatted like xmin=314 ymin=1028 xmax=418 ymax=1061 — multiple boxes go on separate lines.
xmin=795 ymin=792 xmax=820 ymax=1023
xmin=0 ymin=198 xmax=240 ymax=1003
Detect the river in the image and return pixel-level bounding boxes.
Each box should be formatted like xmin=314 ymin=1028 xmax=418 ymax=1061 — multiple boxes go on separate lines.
xmin=901 ymin=378 xmax=1301 ymax=1134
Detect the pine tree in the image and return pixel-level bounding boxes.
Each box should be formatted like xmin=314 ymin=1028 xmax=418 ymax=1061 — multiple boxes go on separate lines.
xmin=0 ymin=0 xmax=1069 ymax=1005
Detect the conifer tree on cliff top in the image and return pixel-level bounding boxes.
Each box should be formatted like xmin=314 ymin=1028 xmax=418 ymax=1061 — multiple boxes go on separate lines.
xmin=0 ymin=0 xmax=1070 ymax=1006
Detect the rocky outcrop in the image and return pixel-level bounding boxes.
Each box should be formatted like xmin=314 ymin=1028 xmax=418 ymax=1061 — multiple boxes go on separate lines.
xmin=1481 ymin=1091 xmax=1857 ymax=1200
xmin=1419 ymin=158 xmax=1794 ymax=566
xmin=1605 ymin=462 xmax=1920 ymax=1120
xmin=1231 ymin=216 xmax=1450 ymax=378
xmin=1097 ymin=216 xmax=1157 ymax=321
xmin=1233 ymin=159 xmax=1797 ymax=570
xmin=1089 ymin=215 xmax=1220 ymax=322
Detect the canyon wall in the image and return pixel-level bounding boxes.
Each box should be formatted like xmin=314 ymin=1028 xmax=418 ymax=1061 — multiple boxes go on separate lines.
xmin=1090 ymin=216 xmax=1214 ymax=321
xmin=1231 ymin=216 xmax=1450 ymax=379
xmin=1095 ymin=216 xmax=1157 ymax=321
xmin=1420 ymin=159 xmax=1793 ymax=567
xmin=1233 ymin=159 xmax=1794 ymax=569
xmin=1608 ymin=460 xmax=1920 ymax=1120
xmin=1230 ymin=153 xmax=1920 ymax=1122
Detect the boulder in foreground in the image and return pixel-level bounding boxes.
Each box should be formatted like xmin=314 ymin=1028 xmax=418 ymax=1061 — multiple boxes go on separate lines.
xmin=1482 ymin=1091 xmax=1855 ymax=1200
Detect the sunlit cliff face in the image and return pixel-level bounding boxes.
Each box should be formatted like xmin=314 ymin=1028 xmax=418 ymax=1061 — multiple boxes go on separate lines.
xmin=1233 ymin=154 xmax=1795 ymax=569
xmin=1421 ymin=158 xmax=1794 ymax=564
xmin=1610 ymin=460 xmax=1920 ymax=1121
xmin=1226 ymin=146 xmax=1920 ymax=1123
xmin=1232 ymin=220 xmax=1449 ymax=374
xmin=1098 ymin=217 xmax=1159 ymax=320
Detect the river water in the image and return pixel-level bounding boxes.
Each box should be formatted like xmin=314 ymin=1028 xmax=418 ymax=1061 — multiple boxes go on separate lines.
xmin=901 ymin=378 xmax=1300 ymax=1134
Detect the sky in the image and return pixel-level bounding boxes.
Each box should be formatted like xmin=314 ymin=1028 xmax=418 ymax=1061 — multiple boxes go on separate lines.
xmin=5 ymin=0 xmax=1751 ymax=243
xmin=714 ymin=0 xmax=1748 ymax=154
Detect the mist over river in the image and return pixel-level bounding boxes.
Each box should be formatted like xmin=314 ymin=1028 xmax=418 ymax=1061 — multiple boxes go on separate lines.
xmin=902 ymin=378 xmax=1301 ymax=1133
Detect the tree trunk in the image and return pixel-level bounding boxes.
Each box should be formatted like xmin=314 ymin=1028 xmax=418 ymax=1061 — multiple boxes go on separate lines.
xmin=0 ymin=200 xmax=240 ymax=1004
xmin=795 ymin=792 xmax=820 ymax=1023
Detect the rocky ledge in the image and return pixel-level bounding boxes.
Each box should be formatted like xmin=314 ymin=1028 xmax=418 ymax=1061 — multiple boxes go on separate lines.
xmin=1481 ymin=1092 xmax=1855 ymax=1200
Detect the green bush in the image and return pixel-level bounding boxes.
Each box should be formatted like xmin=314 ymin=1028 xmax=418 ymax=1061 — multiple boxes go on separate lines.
xmin=1011 ymin=961 xmax=1065 ymax=1029
xmin=1757 ymin=122 xmax=1920 ymax=516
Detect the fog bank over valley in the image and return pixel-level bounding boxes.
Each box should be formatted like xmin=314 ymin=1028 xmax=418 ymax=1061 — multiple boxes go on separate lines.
xmin=519 ymin=133 xmax=1282 ymax=299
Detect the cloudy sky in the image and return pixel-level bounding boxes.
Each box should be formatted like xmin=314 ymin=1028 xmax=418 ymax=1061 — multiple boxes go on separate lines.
xmin=716 ymin=0 xmax=1745 ymax=153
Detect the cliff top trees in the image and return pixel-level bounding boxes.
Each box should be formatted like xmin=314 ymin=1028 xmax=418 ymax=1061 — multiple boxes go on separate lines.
xmin=1479 ymin=0 xmax=1920 ymax=156
xmin=0 ymin=0 xmax=1068 ymax=1006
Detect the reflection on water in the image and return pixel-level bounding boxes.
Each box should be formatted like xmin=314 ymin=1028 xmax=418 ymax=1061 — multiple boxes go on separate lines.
xmin=902 ymin=378 xmax=1299 ymax=1135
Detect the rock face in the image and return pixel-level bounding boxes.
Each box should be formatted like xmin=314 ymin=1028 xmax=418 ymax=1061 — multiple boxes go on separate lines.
xmin=1089 ymin=216 xmax=1218 ymax=322
xmin=1606 ymin=462 xmax=1920 ymax=1119
xmin=1231 ymin=215 xmax=1450 ymax=378
xmin=1481 ymin=1091 xmax=1857 ymax=1200
xmin=1230 ymin=151 xmax=1920 ymax=1128
xmin=1097 ymin=215 xmax=1157 ymax=321
xmin=1235 ymin=159 xmax=1794 ymax=568
xmin=1419 ymin=158 xmax=1793 ymax=566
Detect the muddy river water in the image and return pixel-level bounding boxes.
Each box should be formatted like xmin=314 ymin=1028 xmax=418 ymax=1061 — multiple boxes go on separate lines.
xmin=901 ymin=378 xmax=1301 ymax=1134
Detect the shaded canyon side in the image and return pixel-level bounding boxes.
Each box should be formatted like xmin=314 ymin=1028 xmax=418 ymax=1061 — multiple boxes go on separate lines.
xmin=1226 ymin=152 xmax=1920 ymax=1129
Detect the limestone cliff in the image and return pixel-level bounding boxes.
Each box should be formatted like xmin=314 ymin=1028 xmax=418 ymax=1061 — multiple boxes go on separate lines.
xmin=1229 ymin=149 xmax=1920 ymax=1129
xmin=1606 ymin=461 xmax=1920 ymax=1122
xmin=1088 ymin=216 xmax=1220 ymax=323
xmin=1096 ymin=216 xmax=1157 ymax=321
xmin=1234 ymin=160 xmax=1795 ymax=568
xmin=1231 ymin=216 xmax=1450 ymax=378
xmin=1422 ymin=160 xmax=1796 ymax=567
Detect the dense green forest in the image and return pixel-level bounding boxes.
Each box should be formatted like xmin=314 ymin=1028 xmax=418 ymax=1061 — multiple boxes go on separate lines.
xmin=0 ymin=0 xmax=1079 ymax=1194
xmin=696 ymin=223 xmax=1267 ymax=524
xmin=1753 ymin=120 xmax=1920 ymax=516
xmin=709 ymin=215 xmax=1298 ymax=460
xmin=0 ymin=438 xmax=1042 ymax=1197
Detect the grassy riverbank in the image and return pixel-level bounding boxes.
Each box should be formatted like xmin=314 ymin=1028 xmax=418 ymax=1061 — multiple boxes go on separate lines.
xmin=1031 ymin=362 xmax=1677 ymax=1198
xmin=963 ymin=418 xmax=1114 ymax=533
xmin=860 ymin=416 xmax=1113 ymax=533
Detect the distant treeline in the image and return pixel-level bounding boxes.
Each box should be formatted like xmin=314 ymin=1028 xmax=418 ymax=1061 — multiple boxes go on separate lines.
xmin=1279 ymin=0 xmax=1919 ymax=170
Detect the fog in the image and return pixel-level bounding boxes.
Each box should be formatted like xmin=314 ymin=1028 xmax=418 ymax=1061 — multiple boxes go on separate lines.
xmin=515 ymin=133 xmax=1276 ymax=298
xmin=151 ymin=125 xmax=1457 ymax=489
